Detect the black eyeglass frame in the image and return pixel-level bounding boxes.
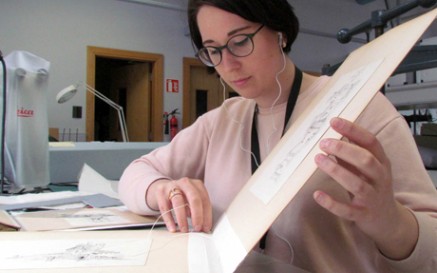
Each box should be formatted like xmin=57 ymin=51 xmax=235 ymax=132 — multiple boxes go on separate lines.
xmin=196 ymin=25 xmax=265 ymax=67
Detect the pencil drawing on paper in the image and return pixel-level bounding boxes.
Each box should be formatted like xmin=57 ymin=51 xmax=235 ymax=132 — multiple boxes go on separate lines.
xmin=9 ymin=242 xmax=123 ymax=262
xmin=58 ymin=212 xmax=116 ymax=223
xmin=250 ymin=60 xmax=383 ymax=204
xmin=20 ymin=208 xmax=125 ymax=225
xmin=268 ymin=65 xmax=367 ymax=184
xmin=0 ymin=238 xmax=150 ymax=269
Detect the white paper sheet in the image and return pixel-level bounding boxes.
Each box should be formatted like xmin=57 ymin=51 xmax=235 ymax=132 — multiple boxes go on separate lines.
xmin=0 ymin=238 xmax=151 ymax=269
xmin=61 ymin=209 xmax=130 ymax=227
xmin=188 ymin=233 xmax=221 ymax=273
xmin=188 ymin=215 xmax=247 ymax=273
xmin=213 ymin=216 xmax=248 ymax=273
xmin=250 ymin=60 xmax=383 ymax=204
xmin=0 ymin=191 xmax=90 ymax=206
xmin=78 ymin=163 xmax=119 ymax=199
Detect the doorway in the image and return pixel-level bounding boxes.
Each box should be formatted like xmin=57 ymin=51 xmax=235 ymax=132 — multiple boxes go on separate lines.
xmin=87 ymin=46 xmax=164 ymax=142
xmin=182 ymin=57 xmax=237 ymax=128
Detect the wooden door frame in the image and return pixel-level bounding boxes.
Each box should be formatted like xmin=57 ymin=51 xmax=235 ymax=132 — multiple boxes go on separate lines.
xmin=87 ymin=46 xmax=164 ymax=142
xmin=182 ymin=57 xmax=204 ymax=128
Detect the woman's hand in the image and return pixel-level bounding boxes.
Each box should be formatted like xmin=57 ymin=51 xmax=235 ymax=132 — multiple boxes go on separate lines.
xmin=314 ymin=117 xmax=419 ymax=260
xmin=147 ymin=178 xmax=212 ymax=233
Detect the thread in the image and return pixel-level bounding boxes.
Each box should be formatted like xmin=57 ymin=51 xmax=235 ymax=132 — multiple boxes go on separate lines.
xmin=265 ymin=44 xmax=287 ymax=155
xmin=271 ymin=228 xmax=295 ymax=264
xmin=147 ymin=204 xmax=295 ymax=268
xmin=146 ymin=202 xmax=219 ymax=257
xmin=219 ymin=41 xmax=288 ymax=169
xmin=147 ymin=203 xmax=190 ymax=252
xmin=219 ymin=77 xmax=261 ymax=167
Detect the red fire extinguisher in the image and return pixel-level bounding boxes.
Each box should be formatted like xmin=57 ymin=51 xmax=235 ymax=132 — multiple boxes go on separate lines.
xmin=169 ymin=108 xmax=179 ymax=140
xmin=163 ymin=112 xmax=170 ymax=141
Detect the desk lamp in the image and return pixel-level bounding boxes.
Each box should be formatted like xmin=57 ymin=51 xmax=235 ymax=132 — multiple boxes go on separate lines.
xmin=57 ymin=84 xmax=129 ymax=142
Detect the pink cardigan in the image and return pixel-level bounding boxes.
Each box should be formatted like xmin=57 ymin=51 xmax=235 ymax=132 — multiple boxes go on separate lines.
xmin=119 ymin=76 xmax=437 ymax=273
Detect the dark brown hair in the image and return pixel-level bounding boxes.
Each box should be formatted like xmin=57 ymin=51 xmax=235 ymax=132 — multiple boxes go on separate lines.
xmin=187 ymin=0 xmax=299 ymax=54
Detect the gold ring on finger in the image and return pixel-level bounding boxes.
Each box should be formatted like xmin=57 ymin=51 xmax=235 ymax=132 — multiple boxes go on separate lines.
xmin=168 ymin=188 xmax=183 ymax=201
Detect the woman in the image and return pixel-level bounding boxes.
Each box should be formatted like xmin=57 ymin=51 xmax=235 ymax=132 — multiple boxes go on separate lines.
xmin=119 ymin=1 xmax=437 ymax=272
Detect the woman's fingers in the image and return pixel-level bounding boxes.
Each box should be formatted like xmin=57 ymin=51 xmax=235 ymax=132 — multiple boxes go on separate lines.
xmin=329 ymin=117 xmax=390 ymax=176
xmin=168 ymin=187 xmax=190 ymax=232
xmin=315 ymin=153 xmax=374 ymax=201
xmin=154 ymin=178 xmax=212 ymax=233
xmin=155 ymin=186 xmax=179 ymax=232
xmin=319 ymin=118 xmax=391 ymax=190
xmin=176 ymin=178 xmax=212 ymax=232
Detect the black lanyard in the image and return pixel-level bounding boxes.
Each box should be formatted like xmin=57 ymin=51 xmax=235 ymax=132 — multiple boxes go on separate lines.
xmin=251 ymin=67 xmax=302 ymax=174
xmin=252 ymin=67 xmax=302 ymax=250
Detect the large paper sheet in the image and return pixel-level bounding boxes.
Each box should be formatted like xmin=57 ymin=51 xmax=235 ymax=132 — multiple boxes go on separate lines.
xmin=0 ymin=230 xmax=310 ymax=273
xmin=11 ymin=207 xmax=160 ymax=231
xmin=0 ymin=238 xmax=150 ymax=269
xmin=0 ymin=230 xmax=186 ymax=273
xmin=211 ymin=7 xmax=437 ymax=273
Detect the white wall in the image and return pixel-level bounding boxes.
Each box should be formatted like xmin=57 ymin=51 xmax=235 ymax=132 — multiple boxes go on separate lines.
xmin=1 ymin=0 xmax=435 ymax=139
xmin=0 ymin=0 xmax=192 ymax=137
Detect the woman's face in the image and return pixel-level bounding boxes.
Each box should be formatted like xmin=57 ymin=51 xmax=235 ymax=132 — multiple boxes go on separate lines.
xmin=196 ymin=6 xmax=286 ymax=103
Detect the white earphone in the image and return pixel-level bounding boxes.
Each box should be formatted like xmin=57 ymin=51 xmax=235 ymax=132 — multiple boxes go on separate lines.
xmin=278 ymin=32 xmax=283 ymax=47
xmin=278 ymin=32 xmax=287 ymax=49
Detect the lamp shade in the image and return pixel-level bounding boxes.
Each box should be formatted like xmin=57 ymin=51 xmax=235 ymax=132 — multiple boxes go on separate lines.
xmin=56 ymin=84 xmax=77 ymax=103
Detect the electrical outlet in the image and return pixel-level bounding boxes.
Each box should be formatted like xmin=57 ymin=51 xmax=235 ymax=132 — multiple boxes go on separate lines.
xmin=72 ymin=106 xmax=82 ymax=119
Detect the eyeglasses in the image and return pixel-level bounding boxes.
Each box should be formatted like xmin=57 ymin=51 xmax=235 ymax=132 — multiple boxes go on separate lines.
xmin=196 ymin=25 xmax=265 ymax=67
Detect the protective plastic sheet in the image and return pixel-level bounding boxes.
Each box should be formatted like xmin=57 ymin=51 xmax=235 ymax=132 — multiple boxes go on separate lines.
xmin=3 ymin=51 xmax=50 ymax=191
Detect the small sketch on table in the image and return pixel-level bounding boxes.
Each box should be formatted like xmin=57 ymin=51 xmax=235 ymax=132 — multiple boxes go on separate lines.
xmin=0 ymin=238 xmax=151 ymax=269
xmin=17 ymin=208 xmax=129 ymax=228
xmin=58 ymin=211 xmax=118 ymax=223
xmin=10 ymin=242 xmax=122 ymax=262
